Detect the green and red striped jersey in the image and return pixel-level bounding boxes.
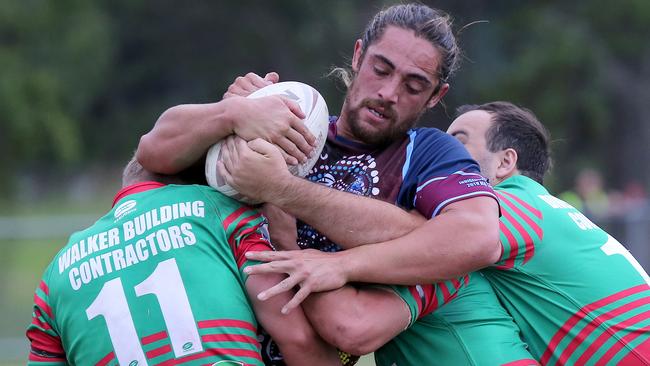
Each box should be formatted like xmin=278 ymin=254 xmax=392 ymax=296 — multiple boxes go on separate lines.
xmin=27 ymin=183 xmax=272 ymax=366
xmin=482 ymin=175 xmax=650 ymax=366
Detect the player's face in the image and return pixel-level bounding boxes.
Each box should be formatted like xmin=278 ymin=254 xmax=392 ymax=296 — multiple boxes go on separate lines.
xmin=447 ymin=110 xmax=500 ymax=184
xmin=339 ymin=26 xmax=448 ymax=146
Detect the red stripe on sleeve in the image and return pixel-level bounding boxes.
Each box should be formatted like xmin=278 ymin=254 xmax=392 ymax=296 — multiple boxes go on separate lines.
xmin=541 ymin=285 xmax=649 ymax=364
xmin=31 ymin=315 xmax=52 ymax=331
xmin=497 ymin=221 xmax=518 ymax=269
xmin=26 ymin=328 xmax=65 ymax=355
xmin=227 ymin=213 xmax=262 ymax=246
xmin=28 ymin=352 xmax=66 ymax=363
xmin=33 ymin=293 xmax=53 ymax=319
xmin=439 ymin=282 xmax=452 ymax=303
xmin=419 ymin=285 xmax=438 ymax=318
xmin=408 ymin=286 xmax=424 ymax=317
xmin=498 ymin=193 xmax=543 ymax=243
xmin=499 ymin=190 xmax=542 ymax=219
xmin=234 ymin=231 xmax=272 ymax=268
xmin=222 ymin=207 xmax=250 ymax=231
xmin=499 ymin=207 xmax=535 ymax=264
xmin=501 ymin=359 xmax=540 ymax=366
xmin=39 ymin=281 xmax=50 ymax=296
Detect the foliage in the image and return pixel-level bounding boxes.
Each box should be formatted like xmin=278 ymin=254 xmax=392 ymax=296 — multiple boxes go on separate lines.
xmin=3 ymin=0 xmax=649 ymax=197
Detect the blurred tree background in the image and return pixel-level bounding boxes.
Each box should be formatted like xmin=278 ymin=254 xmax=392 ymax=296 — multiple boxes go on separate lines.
xmin=2 ymin=0 xmax=649 ymax=202
xmin=1 ymin=0 xmax=649 ymax=363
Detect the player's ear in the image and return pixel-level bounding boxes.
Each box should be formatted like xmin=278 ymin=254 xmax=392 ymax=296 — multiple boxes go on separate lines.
xmin=427 ymin=83 xmax=449 ymax=108
xmin=496 ymin=148 xmax=518 ymax=181
xmin=352 ymin=39 xmax=363 ymax=72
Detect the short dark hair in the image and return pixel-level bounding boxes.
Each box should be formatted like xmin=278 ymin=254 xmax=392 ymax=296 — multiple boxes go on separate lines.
xmin=456 ymin=101 xmax=551 ymax=183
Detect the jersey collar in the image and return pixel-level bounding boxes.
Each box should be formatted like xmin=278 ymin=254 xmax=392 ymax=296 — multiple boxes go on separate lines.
xmin=112 ymin=181 xmax=166 ymax=207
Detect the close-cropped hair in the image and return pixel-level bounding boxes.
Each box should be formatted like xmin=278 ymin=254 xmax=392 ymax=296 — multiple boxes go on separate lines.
xmin=457 ymin=101 xmax=552 ymax=184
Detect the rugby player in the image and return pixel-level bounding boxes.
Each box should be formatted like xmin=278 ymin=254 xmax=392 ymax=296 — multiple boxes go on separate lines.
xmin=137 ymin=4 xmax=537 ymax=365
xmin=26 ymin=157 xmax=340 ymax=365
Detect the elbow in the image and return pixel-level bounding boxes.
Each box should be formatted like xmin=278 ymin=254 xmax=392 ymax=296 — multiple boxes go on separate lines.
xmin=136 ymin=108 xmax=182 ymax=175
xmin=468 ymin=213 xmax=501 ymax=267
xmin=477 ymin=226 xmax=501 ymax=266
xmin=316 ymin=307 xmax=380 ymax=355
xmin=274 ymin=323 xmax=319 ymax=350
xmin=135 ymin=133 xmax=173 ymax=174
xmin=336 ymin=330 xmax=379 ymax=356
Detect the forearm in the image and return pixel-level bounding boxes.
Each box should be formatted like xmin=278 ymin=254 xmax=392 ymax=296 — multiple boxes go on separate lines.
xmin=271 ymin=176 xmax=425 ymax=248
xmin=246 ymin=274 xmax=340 ymax=366
xmin=340 ymin=197 xmax=500 ymax=285
xmin=302 ymin=286 xmax=410 ymax=356
xmin=137 ymin=102 xmax=235 ymax=174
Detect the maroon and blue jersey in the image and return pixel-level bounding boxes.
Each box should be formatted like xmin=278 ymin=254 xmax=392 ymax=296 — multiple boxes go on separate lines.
xmin=298 ymin=117 xmax=496 ymax=253
xmin=291 ymin=118 xmax=539 ymax=366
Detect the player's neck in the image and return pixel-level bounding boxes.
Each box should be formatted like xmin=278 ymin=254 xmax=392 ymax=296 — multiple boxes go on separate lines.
xmin=336 ymin=111 xmax=358 ymax=141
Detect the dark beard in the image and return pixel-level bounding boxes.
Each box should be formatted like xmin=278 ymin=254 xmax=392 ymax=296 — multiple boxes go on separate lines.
xmin=344 ymin=93 xmax=422 ymax=147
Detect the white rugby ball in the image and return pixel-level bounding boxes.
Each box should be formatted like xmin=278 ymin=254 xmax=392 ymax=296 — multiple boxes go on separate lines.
xmin=205 ymin=81 xmax=329 ymax=204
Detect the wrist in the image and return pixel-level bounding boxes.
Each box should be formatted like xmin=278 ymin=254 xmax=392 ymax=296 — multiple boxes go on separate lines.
xmin=219 ymin=97 xmax=243 ymax=136
xmin=337 ymin=249 xmax=359 ymax=284
xmin=268 ymin=174 xmax=306 ymax=207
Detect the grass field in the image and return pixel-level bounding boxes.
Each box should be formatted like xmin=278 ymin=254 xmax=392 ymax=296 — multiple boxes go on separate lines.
xmin=0 ymin=238 xmax=64 ymax=362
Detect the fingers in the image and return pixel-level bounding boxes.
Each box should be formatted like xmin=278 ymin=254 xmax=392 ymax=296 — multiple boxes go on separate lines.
xmin=216 ymin=160 xmax=232 ymax=185
xmin=287 ymin=127 xmax=316 ymax=161
xmin=219 ymin=138 xmax=235 ymax=173
xmin=247 ymin=138 xmax=286 ymax=164
xmin=246 ymin=72 xmax=275 ymax=90
xmin=281 ymin=97 xmax=317 ymax=150
xmin=224 ymin=72 xmax=273 ymax=99
xmin=281 ymin=97 xmax=306 ymax=119
xmin=257 ymin=272 xmax=301 ymax=301
xmin=246 ymin=250 xmax=291 ymax=263
xmin=281 ymin=286 xmax=312 ymax=314
xmin=264 ymin=72 xmax=280 ymax=84
xmin=275 ymin=136 xmax=307 ymax=164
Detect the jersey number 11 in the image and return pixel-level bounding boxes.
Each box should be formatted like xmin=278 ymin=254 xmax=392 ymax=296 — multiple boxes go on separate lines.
xmin=86 ymin=258 xmax=203 ymax=365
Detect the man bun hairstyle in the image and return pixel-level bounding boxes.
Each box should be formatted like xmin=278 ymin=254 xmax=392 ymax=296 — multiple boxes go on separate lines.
xmin=333 ymin=3 xmax=460 ymax=90
xmin=457 ymin=101 xmax=552 ymax=184
xmin=361 ymin=3 xmax=460 ymax=84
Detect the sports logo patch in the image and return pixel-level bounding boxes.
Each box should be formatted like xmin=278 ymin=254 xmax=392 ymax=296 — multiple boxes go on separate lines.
xmin=114 ymin=200 xmax=137 ymax=221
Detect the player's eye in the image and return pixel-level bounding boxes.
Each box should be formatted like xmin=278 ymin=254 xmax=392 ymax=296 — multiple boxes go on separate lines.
xmin=405 ymin=81 xmax=425 ymax=95
xmin=373 ymin=66 xmax=389 ymax=76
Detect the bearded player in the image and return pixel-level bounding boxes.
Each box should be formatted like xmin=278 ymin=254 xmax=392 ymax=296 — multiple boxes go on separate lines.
xmin=138 ymin=4 xmax=538 ymax=365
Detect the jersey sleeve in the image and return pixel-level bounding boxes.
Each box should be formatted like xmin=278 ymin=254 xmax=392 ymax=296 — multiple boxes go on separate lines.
xmin=198 ymin=186 xmax=274 ymax=276
xmin=26 ymin=268 xmax=68 ymax=366
xmin=493 ymin=189 xmax=544 ymax=269
xmin=398 ymin=129 xmax=498 ymax=218
xmin=220 ymin=205 xmax=274 ymax=276
xmin=383 ymin=275 xmax=471 ymax=327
